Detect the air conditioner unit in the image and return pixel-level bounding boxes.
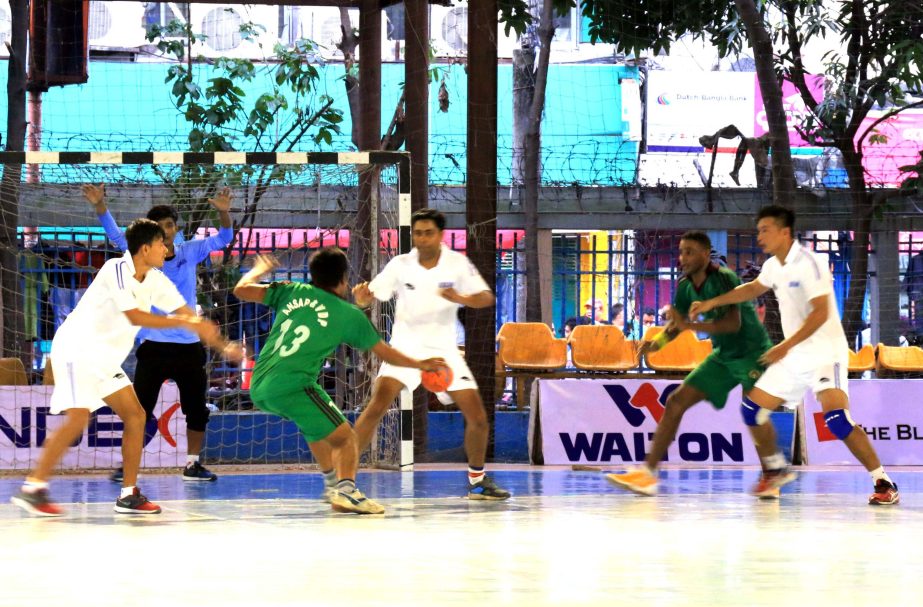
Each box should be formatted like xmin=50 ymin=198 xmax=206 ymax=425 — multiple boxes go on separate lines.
xmin=0 ymin=0 xmax=10 ymax=59
xmin=430 ymin=4 xmax=515 ymax=58
xmin=88 ymin=1 xmax=147 ymax=50
xmin=190 ymin=4 xmax=280 ymax=60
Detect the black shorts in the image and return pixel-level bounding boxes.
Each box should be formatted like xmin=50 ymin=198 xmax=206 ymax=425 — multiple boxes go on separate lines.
xmin=133 ymin=340 xmax=209 ymax=431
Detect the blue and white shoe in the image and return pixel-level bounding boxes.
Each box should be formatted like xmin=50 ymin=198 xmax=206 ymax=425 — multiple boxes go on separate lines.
xmin=109 ymin=468 xmax=124 ymax=483
xmin=467 ymin=475 xmax=511 ymax=501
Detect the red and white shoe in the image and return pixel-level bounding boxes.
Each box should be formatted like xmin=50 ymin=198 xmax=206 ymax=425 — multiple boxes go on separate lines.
xmin=114 ymin=487 xmax=162 ymax=515
xmin=10 ymin=488 xmax=64 ymax=517
xmin=869 ymin=479 xmax=900 ymax=506
xmin=752 ymin=468 xmax=797 ymax=498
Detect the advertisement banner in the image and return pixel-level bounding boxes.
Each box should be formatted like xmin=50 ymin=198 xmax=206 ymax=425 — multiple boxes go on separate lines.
xmin=646 ymin=71 xmax=754 ymax=152
xmin=804 ymin=380 xmax=923 ymax=465
xmin=538 ymin=379 xmax=760 ymax=465
xmin=754 ymin=74 xmax=825 ymax=146
xmin=0 ymin=384 xmax=188 ymax=470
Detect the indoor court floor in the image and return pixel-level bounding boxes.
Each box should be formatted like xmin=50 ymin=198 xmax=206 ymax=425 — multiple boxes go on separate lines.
xmin=0 ymin=464 xmax=920 ymax=606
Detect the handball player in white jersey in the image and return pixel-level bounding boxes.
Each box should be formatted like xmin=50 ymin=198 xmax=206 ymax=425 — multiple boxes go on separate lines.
xmin=352 ymin=208 xmax=510 ymax=500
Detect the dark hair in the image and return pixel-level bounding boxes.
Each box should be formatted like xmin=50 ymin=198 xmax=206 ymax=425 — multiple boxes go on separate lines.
xmin=126 ymin=219 xmax=166 ymax=255
xmin=610 ymin=302 xmax=625 ymax=318
xmin=411 ymin=208 xmax=446 ymax=231
xmin=680 ymin=231 xmax=711 ymax=250
xmin=643 ymin=308 xmax=656 ymax=317
xmin=757 ymin=205 xmax=795 ymax=231
xmin=309 ymin=246 xmax=349 ymax=290
xmin=147 ymin=205 xmax=179 ymax=224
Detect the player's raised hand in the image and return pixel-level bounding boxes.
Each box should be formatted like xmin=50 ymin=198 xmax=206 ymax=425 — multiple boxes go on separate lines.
xmin=186 ymin=317 xmax=221 ymax=344
xmin=418 ymin=357 xmax=448 ymax=372
xmin=249 ymin=253 xmax=279 ymax=278
xmin=208 ymin=187 xmax=233 ymax=213
xmin=81 ymin=183 xmax=107 ymax=212
xmin=352 ymin=281 xmax=373 ymax=307
xmin=689 ymin=299 xmax=715 ymax=318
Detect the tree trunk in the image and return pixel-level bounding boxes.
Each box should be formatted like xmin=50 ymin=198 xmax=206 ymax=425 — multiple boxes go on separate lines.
xmin=338 ymin=8 xmax=361 ymax=149
xmin=522 ymin=0 xmax=555 ymax=323
xmin=734 ymin=0 xmax=797 ymax=207
xmin=0 ymin=0 xmax=28 ymax=361
xmin=840 ymin=146 xmax=871 ymax=346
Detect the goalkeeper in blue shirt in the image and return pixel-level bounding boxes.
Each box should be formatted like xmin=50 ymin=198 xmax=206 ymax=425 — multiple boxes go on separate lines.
xmin=83 ymin=184 xmax=236 ymax=482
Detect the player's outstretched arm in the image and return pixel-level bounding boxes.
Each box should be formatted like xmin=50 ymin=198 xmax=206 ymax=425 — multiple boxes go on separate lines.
xmin=687 ymin=305 xmax=742 ymax=336
xmin=440 ymin=288 xmax=495 ymax=309
xmin=690 ymin=280 xmax=768 ymax=317
xmin=81 ymin=183 xmax=107 ymax=214
xmin=370 ymin=341 xmax=446 ymax=371
xmin=208 ymin=187 xmax=234 ymax=228
xmin=352 ymin=282 xmax=374 ymax=308
xmin=233 ymin=254 xmax=279 ymax=303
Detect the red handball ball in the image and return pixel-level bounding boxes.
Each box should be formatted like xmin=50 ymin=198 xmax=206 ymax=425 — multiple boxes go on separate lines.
xmin=421 ymin=366 xmax=453 ymax=392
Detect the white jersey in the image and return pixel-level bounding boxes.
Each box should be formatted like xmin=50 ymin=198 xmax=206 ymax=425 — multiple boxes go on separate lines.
xmin=757 ymin=240 xmax=849 ymax=359
xmin=51 ymin=252 xmax=186 ymax=367
xmin=369 ymin=244 xmax=490 ymax=350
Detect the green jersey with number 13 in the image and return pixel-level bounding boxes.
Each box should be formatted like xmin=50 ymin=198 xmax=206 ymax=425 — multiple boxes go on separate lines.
xmin=249 ymin=281 xmax=381 ymax=398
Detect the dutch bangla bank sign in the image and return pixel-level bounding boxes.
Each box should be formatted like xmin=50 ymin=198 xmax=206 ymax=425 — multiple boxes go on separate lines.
xmin=537 ymin=379 xmax=760 ymax=465
xmin=0 ymin=385 xmax=188 ymax=470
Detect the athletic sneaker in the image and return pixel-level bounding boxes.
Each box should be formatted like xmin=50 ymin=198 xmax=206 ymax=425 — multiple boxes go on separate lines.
xmin=869 ymin=479 xmax=900 ymax=506
xmin=182 ymin=461 xmax=218 ymax=482
xmin=114 ymin=487 xmax=162 ymax=515
xmin=606 ymin=467 xmax=658 ymax=496
xmin=10 ymin=488 xmax=64 ymax=517
xmin=467 ymin=475 xmax=511 ymax=500
xmin=330 ymin=488 xmax=385 ymax=514
xmin=752 ymin=467 xmax=797 ymax=498
xmin=322 ymin=486 xmax=337 ymax=503
xmin=109 ymin=467 xmax=123 ymax=483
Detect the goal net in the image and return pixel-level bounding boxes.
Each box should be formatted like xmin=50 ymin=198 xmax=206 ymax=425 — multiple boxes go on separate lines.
xmin=0 ymin=150 xmax=413 ymax=472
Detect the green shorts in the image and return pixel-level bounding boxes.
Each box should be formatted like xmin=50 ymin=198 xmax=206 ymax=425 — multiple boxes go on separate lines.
xmin=684 ymin=351 xmax=766 ymax=410
xmin=251 ymin=382 xmax=347 ymax=443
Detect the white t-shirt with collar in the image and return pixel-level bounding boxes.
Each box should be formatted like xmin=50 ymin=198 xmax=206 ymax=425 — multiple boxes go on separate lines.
xmin=51 ymin=252 xmax=187 ymax=367
xmin=757 ymin=240 xmax=849 ymax=360
xmin=369 ymin=244 xmax=490 ymax=351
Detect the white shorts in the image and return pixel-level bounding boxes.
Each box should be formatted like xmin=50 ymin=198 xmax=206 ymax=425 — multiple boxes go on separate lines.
xmin=378 ymin=345 xmax=478 ymax=393
xmin=754 ymin=351 xmax=849 ymax=403
xmin=49 ymin=357 xmax=133 ymax=414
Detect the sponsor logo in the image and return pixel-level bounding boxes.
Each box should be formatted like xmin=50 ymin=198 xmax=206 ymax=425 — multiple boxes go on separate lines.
xmin=404 ymin=283 xmax=415 ymax=290
xmin=788 ymin=281 xmax=801 ymax=287
xmin=557 ymin=382 xmax=745 ymax=463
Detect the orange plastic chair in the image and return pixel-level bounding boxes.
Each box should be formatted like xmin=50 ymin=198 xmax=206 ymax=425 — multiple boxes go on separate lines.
xmin=568 ymin=325 xmax=639 ymax=371
xmin=0 ymin=358 xmax=29 ymax=386
xmin=43 ymin=357 xmax=54 ymax=386
xmin=644 ymin=328 xmax=712 ymax=372
xmin=497 ymin=322 xmax=568 ymax=369
xmin=847 ymin=345 xmax=876 ymax=373
xmin=877 ymin=344 xmax=923 ymax=372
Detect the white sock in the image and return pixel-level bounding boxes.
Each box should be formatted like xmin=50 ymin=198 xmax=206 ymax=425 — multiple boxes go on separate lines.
xmin=762 ymin=452 xmax=787 ymax=471
xmin=468 ymin=466 xmax=485 ymax=485
xmin=186 ymin=454 xmax=200 ymax=467
xmin=322 ymin=469 xmax=337 ymax=488
xmin=870 ymin=467 xmax=892 ymax=484
xmin=120 ymin=486 xmax=136 ymax=499
xmin=336 ymin=479 xmax=356 ymax=494
xmin=23 ymin=479 xmax=49 ymax=493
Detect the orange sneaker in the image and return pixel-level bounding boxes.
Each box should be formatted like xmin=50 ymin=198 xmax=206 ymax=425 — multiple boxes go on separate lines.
xmin=868 ymin=479 xmax=899 ymax=506
xmin=11 ymin=488 xmax=64 ymax=517
xmin=752 ymin=468 xmax=797 ymax=498
xmin=606 ymin=467 xmax=658 ymax=496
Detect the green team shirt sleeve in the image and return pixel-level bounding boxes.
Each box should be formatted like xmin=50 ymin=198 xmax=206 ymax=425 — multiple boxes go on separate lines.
xmin=262 ymin=282 xmax=291 ymax=311
xmin=342 ymin=306 xmax=383 ymax=351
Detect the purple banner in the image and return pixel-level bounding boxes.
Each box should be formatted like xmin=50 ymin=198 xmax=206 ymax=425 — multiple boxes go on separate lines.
xmin=804 ymin=380 xmax=923 ymax=465
xmin=538 ymin=379 xmax=760 ymax=465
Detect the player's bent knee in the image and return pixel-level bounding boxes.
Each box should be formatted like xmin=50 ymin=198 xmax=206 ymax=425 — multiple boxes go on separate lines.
xmin=741 ymin=397 xmax=772 ymax=426
xmin=823 ymin=409 xmax=856 ymax=440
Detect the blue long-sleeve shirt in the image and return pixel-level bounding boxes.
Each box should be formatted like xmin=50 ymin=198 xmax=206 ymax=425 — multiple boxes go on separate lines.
xmin=98 ymin=211 xmax=234 ymax=344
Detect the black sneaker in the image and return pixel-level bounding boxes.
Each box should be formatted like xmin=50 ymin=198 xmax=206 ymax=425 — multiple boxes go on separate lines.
xmin=182 ymin=461 xmax=218 ymax=482
xmin=467 ymin=475 xmax=511 ymax=501
xmin=114 ymin=487 xmax=161 ymax=514
xmin=10 ymin=488 xmax=64 ymax=517
xmin=109 ymin=467 xmax=123 ymax=483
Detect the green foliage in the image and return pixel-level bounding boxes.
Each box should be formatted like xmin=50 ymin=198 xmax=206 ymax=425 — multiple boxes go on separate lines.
xmin=147 ymin=19 xmax=345 ymax=237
